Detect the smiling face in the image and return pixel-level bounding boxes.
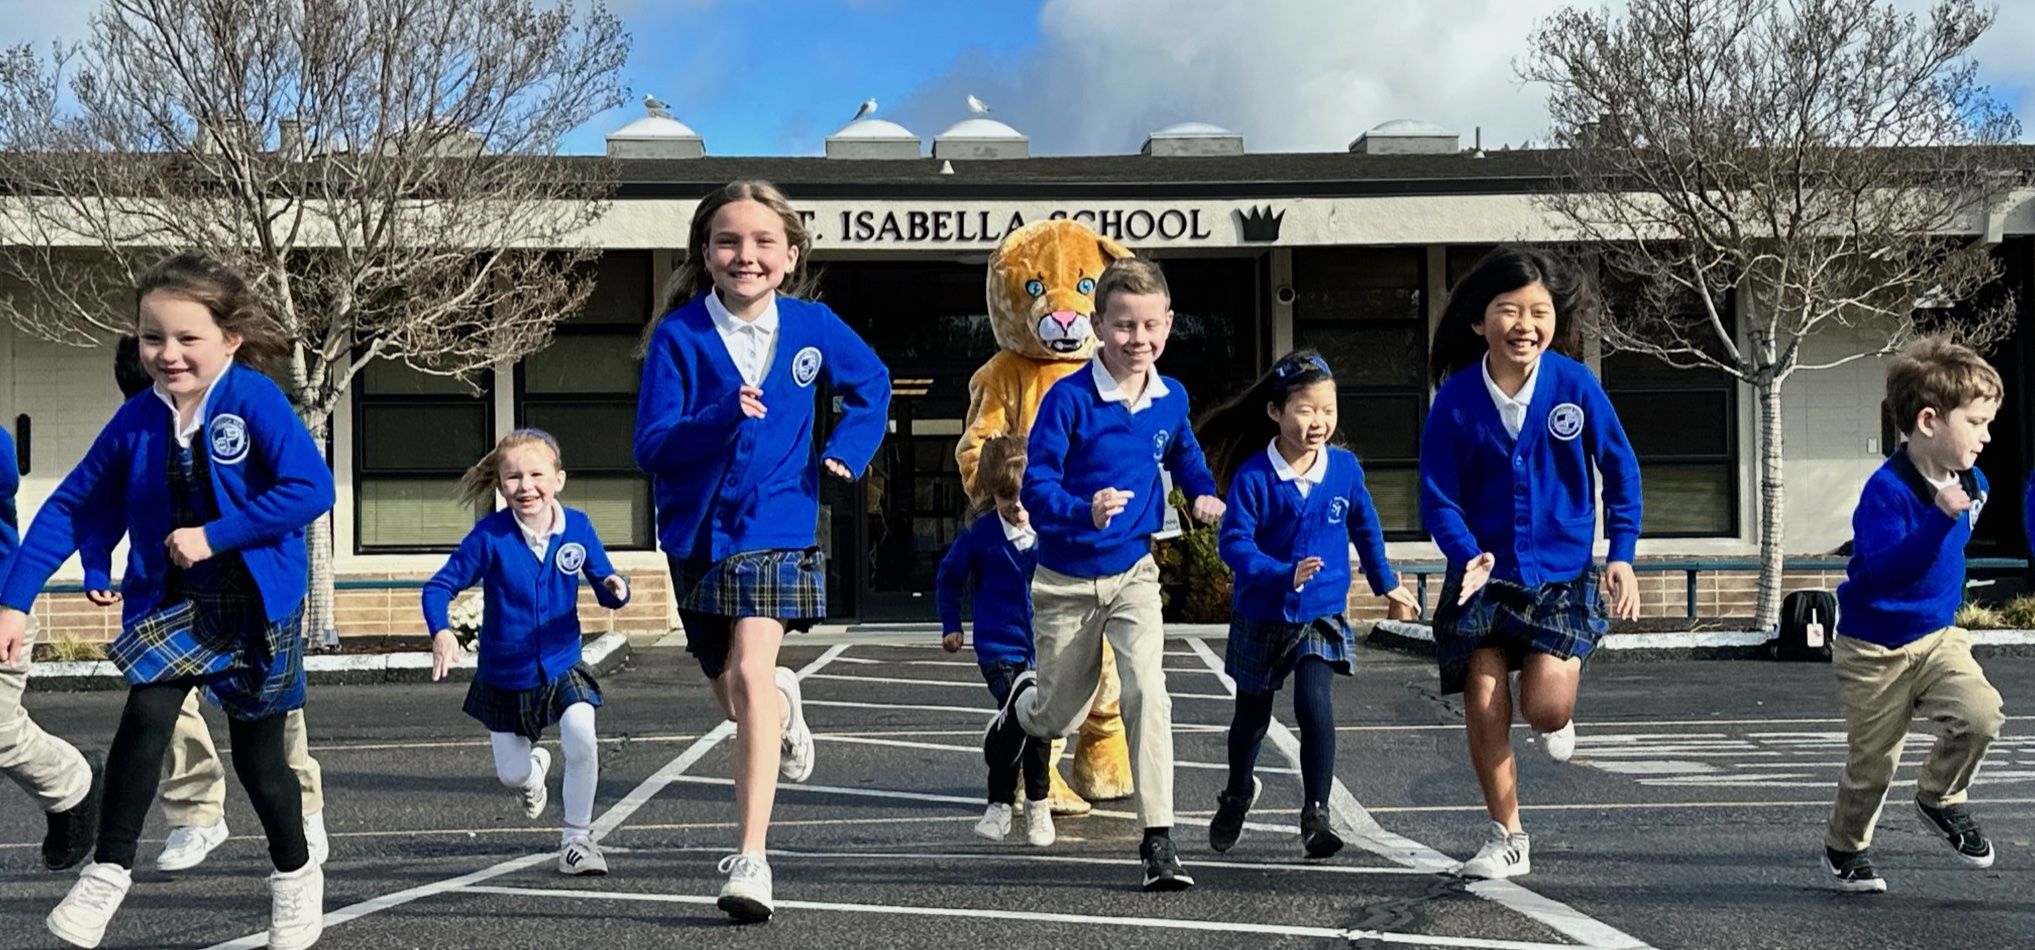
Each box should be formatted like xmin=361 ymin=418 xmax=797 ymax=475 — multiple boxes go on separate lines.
xmin=137 ymin=291 xmax=241 ymax=405
xmin=497 ymin=443 xmax=566 ymax=519
xmin=1096 ymin=289 xmax=1172 ymax=380
xmin=1474 ymin=280 xmax=1557 ymax=377
xmin=703 ymin=199 xmax=799 ymax=316
xmin=1269 ymin=380 xmax=1338 ymax=455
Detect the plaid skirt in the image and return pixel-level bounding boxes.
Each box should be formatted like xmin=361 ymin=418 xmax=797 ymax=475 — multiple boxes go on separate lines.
xmin=1432 ymin=569 xmax=1605 ymax=696
xmin=109 ymin=578 xmax=306 ymax=721
xmin=669 ymin=548 xmax=826 ymax=626
xmin=463 ymin=663 xmax=603 ymax=741
xmin=1226 ymin=614 xmax=1356 ymax=695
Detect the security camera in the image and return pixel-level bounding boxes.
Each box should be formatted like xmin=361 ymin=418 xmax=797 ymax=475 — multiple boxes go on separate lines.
xmin=1274 ymin=285 xmax=1296 ymax=306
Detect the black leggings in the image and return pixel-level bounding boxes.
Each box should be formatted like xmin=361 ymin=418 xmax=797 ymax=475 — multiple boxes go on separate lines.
xmin=95 ymin=681 xmax=308 ymax=872
xmin=1226 ymin=656 xmax=1337 ymax=806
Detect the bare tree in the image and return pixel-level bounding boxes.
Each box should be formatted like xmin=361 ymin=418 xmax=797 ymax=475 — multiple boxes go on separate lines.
xmin=0 ymin=0 xmax=629 ymax=646
xmin=1522 ymin=0 xmax=2023 ymax=630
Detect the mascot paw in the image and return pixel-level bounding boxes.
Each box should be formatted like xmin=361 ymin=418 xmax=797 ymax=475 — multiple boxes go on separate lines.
xmin=1069 ymin=728 xmax=1135 ymax=802
xmin=1046 ymin=768 xmax=1092 ymax=816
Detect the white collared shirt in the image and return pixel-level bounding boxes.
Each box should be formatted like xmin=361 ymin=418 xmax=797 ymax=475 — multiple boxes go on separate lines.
xmin=151 ymin=356 xmax=235 ymax=449
xmin=1266 ymin=439 xmax=1330 ymax=499
xmin=514 ymin=500 xmax=567 ymax=565
xmin=1000 ymin=515 xmax=1036 ymax=551
xmin=1480 ymin=353 xmax=1540 ymax=440
xmin=1091 ymin=355 xmax=1170 ymax=414
xmin=706 ymin=289 xmax=780 ymax=388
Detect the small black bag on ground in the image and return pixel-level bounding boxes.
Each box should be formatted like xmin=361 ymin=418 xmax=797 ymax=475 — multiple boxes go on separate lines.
xmin=1771 ymin=589 xmax=1836 ymax=662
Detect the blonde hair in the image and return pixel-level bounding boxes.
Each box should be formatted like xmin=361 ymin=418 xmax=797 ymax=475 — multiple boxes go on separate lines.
xmin=970 ymin=434 xmax=1026 ymax=518
xmin=1885 ymin=336 xmax=2002 ymax=436
xmin=1094 ymin=257 xmax=1170 ymax=316
xmin=457 ymin=429 xmax=563 ymax=509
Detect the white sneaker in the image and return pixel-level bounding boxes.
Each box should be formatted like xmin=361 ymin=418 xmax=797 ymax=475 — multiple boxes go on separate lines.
xmin=776 ymin=667 xmax=814 ymax=783
xmin=1539 ymin=721 xmax=1577 ymax=763
xmin=47 ymin=862 xmax=132 ymax=948
xmin=716 ymin=851 xmax=774 ymax=922
xmin=520 ymin=748 xmax=551 ymax=819
xmin=267 ymin=861 xmax=324 ymax=950
xmin=303 ymin=812 xmax=329 ymax=866
xmin=559 ymin=835 xmax=609 ymax=875
xmin=973 ymin=803 xmax=1013 ymax=841
xmin=1456 ymin=821 xmax=1531 ymax=879
xmin=1025 ymin=798 xmax=1055 ymax=847
xmin=156 ymin=821 xmax=229 ymax=872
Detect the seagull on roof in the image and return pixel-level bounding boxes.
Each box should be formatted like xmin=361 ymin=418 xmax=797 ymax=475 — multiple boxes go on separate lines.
xmin=644 ymin=94 xmax=672 ymax=118
xmin=852 ymin=98 xmax=878 ymax=121
xmin=966 ymin=94 xmax=991 ymax=115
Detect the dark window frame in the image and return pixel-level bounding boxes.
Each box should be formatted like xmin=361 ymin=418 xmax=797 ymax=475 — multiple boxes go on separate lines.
xmin=350 ymin=363 xmax=494 ymax=555
xmin=1599 ymin=289 xmax=1742 ymax=540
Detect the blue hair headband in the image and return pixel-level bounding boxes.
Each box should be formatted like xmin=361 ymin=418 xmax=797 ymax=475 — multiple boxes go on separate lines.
xmin=1273 ymin=354 xmax=1333 ymax=383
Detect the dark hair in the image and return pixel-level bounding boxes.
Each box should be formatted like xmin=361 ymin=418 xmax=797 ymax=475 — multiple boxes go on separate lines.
xmin=1196 ymin=348 xmax=1337 ymax=493
xmin=1429 ymin=246 xmax=1594 ymax=387
xmin=113 ymin=335 xmax=152 ymax=399
xmin=970 ymin=434 xmax=1025 ymax=518
xmin=135 ymin=252 xmax=292 ymax=378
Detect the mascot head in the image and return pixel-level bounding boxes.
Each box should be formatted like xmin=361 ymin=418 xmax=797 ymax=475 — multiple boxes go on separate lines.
xmin=987 ymin=219 xmax=1134 ymax=362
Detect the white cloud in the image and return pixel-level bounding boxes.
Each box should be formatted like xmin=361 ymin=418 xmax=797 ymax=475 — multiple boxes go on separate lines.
xmin=892 ymin=0 xmax=2035 ymax=156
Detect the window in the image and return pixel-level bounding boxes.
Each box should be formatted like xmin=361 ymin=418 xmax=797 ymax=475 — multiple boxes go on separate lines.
xmin=1291 ymin=248 xmax=1427 ymax=538
xmin=516 ymin=251 xmax=655 ymax=548
xmin=1600 ymin=290 xmax=1740 ymax=537
xmin=353 ymin=360 xmax=491 ymax=551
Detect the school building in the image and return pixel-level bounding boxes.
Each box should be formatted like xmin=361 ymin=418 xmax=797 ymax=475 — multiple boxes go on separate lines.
xmin=6 ymin=110 xmax=2034 ymax=640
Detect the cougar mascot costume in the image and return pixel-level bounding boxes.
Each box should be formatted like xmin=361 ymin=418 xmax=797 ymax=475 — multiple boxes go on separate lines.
xmin=958 ymin=219 xmax=1136 ymax=814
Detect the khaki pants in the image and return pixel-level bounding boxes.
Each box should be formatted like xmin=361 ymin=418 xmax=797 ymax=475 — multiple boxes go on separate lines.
xmin=0 ymin=622 xmax=92 ymax=813
xmin=159 ymin=690 xmax=322 ymax=826
xmin=1826 ymin=627 xmax=2005 ymax=852
xmin=1018 ymin=556 xmax=1172 ymax=828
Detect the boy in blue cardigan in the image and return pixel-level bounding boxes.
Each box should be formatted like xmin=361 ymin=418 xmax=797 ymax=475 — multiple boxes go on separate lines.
xmin=1824 ymin=337 xmax=2007 ymax=893
xmin=937 ymin=435 xmax=1053 ymax=846
xmin=983 ymin=258 xmax=1223 ymax=891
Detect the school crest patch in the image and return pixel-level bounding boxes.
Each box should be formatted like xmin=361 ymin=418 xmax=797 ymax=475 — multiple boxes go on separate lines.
xmin=209 ymin=413 xmax=250 ymax=465
xmin=1548 ymin=402 xmax=1585 ymax=441
xmin=792 ymin=346 xmax=823 ymax=387
xmin=1151 ymin=430 xmax=1170 ymax=460
xmin=555 ymin=542 xmax=587 ymax=575
xmin=1328 ymin=496 xmax=1349 ymax=525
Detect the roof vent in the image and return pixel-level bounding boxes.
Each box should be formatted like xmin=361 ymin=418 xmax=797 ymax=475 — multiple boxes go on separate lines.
xmin=1141 ymin=122 xmax=1244 ymax=157
xmin=826 ymin=118 xmax=922 ymax=159
xmin=1349 ymin=119 xmax=1459 ymax=155
xmin=933 ymin=118 xmax=1028 ymax=160
xmin=606 ymin=99 xmax=705 ymax=159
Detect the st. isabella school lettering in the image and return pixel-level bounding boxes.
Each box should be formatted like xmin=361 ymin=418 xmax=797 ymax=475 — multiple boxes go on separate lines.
xmin=802 ymin=207 xmax=1217 ymax=244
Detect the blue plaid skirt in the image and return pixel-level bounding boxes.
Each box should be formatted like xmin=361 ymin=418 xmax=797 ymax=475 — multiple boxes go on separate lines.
xmin=1225 ymin=614 xmax=1356 ymax=695
xmin=109 ymin=573 xmax=306 ymax=721
xmin=670 ymin=547 xmax=826 ymax=621
xmin=463 ymin=663 xmax=603 ymax=741
xmin=1432 ymin=569 xmax=1605 ymax=696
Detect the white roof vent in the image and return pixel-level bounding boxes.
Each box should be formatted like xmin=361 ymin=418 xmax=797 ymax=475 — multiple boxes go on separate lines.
xmin=1142 ymin=121 xmax=1243 ymax=157
xmin=826 ymin=118 xmax=921 ymax=159
xmin=606 ymin=108 xmax=705 ymax=159
xmin=933 ymin=117 xmax=1028 ymax=160
xmin=1349 ymin=118 xmax=1459 ymax=155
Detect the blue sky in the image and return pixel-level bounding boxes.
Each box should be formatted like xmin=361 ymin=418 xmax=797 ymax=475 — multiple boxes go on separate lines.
xmin=5 ymin=0 xmax=2034 ymax=157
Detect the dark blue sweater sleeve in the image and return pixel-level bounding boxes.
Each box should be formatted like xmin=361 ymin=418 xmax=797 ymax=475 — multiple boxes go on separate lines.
xmin=934 ymin=524 xmax=976 ymax=634
xmin=1219 ymin=472 xmax=1288 ymax=595
xmin=204 ymin=383 xmax=336 ymax=553
xmin=0 ymin=430 xmax=17 ymax=565
xmin=78 ymin=524 xmax=123 ymax=592
xmin=2024 ymin=472 xmax=2035 ymax=557
xmin=632 ymin=319 xmax=746 ymax=473
xmin=422 ymin=528 xmax=487 ymax=634
xmin=1022 ymin=388 xmax=1093 ymax=537
xmin=1344 ymin=457 xmax=1399 ymax=595
xmin=1585 ymin=379 xmax=1643 ymax=564
xmin=1418 ymin=392 xmax=1482 ymax=566
xmin=0 ymin=421 xmax=128 ymax=612
xmin=817 ymin=308 xmax=893 ymax=478
xmin=1850 ymin=478 xmax=1957 ymax=591
xmin=578 ymin=521 xmax=630 ymax=610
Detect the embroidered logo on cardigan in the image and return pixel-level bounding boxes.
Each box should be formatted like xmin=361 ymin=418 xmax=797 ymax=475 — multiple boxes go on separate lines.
xmin=1328 ymin=497 xmax=1349 ymax=524
xmin=792 ymin=346 xmax=823 ymax=387
xmin=555 ymin=542 xmax=587 ymax=574
xmin=210 ymin=414 xmax=250 ymax=464
xmin=1548 ymin=403 xmax=1585 ymax=441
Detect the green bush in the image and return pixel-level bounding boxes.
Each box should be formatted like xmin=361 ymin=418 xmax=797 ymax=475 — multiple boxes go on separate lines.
xmin=1153 ymin=487 xmax=1231 ymax=623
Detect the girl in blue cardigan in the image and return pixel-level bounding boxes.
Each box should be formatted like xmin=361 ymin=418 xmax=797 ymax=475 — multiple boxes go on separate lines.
xmin=424 ymin=429 xmax=629 ymax=876
xmin=633 ymin=180 xmax=891 ymax=922
xmin=1420 ymin=247 xmax=1642 ymax=881
xmin=0 ymin=252 xmax=333 ymax=950
xmin=1200 ymin=350 xmax=1415 ymax=859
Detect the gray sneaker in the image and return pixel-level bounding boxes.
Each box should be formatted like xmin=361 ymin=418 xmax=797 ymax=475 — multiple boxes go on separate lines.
xmin=776 ymin=668 xmax=815 ymax=783
xmin=717 ymin=852 xmax=773 ymax=922
xmin=559 ymin=836 xmax=608 ymax=875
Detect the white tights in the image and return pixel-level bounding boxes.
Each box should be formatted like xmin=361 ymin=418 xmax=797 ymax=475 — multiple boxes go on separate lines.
xmin=490 ymin=702 xmax=598 ymax=840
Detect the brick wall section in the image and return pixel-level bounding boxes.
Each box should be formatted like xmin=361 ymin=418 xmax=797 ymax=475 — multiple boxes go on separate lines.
xmin=30 ymin=571 xmax=674 ymax=644
xmin=1342 ymin=563 xmax=1850 ymax=623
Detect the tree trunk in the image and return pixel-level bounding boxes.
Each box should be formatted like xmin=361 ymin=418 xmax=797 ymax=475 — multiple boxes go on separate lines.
xmin=1754 ymin=373 xmax=1787 ymax=632
xmin=304 ymin=418 xmax=339 ymax=650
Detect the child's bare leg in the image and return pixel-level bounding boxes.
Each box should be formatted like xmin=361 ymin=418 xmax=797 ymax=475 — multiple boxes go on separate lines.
xmin=725 ymin=617 xmax=786 ymax=854
xmin=1515 ymin=654 xmax=1582 ymax=733
xmin=1461 ymin=648 xmax=1521 ymax=833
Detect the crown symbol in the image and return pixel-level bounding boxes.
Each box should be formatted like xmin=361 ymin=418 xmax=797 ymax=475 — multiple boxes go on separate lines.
xmin=1237 ymin=205 xmax=1285 ymax=242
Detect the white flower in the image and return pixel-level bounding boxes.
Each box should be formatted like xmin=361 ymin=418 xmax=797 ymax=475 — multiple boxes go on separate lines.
xmin=446 ymin=591 xmax=485 ymax=650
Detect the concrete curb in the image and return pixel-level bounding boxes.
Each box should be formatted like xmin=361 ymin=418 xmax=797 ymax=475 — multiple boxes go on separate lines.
xmin=26 ymin=631 xmax=634 ymax=692
xmin=1364 ymin=620 xmax=2035 ymax=661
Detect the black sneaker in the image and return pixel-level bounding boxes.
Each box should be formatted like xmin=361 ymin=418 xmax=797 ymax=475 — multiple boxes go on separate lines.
xmin=1915 ymin=798 xmax=1995 ymax=869
xmin=1300 ymin=802 xmax=1343 ymax=859
xmin=1140 ymin=834 xmax=1194 ymax=891
xmin=44 ymin=751 xmax=105 ymax=871
xmin=1823 ymin=846 xmax=1887 ymax=893
xmin=982 ymin=671 xmax=1036 ymax=769
xmin=1208 ymin=777 xmax=1260 ymax=853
